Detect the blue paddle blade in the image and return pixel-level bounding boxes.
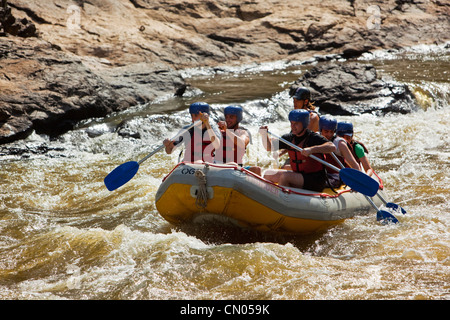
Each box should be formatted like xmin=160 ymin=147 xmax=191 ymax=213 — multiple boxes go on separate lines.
xmin=339 ymin=168 xmax=379 ymax=197
xmin=377 ymin=210 xmax=399 ymax=224
xmin=386 ymin=202 xmax=407 ymax=214
xmin=104 ymin=161 xmax=139 ymax=191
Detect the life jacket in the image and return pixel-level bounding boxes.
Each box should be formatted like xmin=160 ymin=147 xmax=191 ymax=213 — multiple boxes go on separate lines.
xmin=218 ymin=127 xmax=248 ymax=165
xmin=184 ymin=127 xmax=215 ymax=162
xmin=347 ymin=140 xmax=369 ymax=164
xmin=323 ymin=153 xmax=346 ymax=174
xmin=323 ymin=136 xmax=347 ymax=174
xmin=287 ymin=131 xmax=324 ymax=174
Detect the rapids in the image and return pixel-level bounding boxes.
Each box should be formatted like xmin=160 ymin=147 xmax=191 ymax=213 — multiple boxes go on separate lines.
xmin=0 ymin=44 xmax=449 ymax=300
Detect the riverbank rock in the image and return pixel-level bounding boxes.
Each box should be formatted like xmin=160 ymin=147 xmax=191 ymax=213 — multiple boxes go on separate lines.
xmin=1 ymin=0 xmax=449 ymax=144
xmin=0 ymin=5 xmax=37 ymax=37
xmin=290 ymin=62 xmax=420 ymax=115
xmin=6 ymin=0 xmax=448 ymax=68
xmin=0 ymin=37 xmax=186 ymax=144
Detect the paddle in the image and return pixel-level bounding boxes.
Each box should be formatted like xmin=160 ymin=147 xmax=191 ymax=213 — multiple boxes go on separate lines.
xmin=104 ymin=121 xmax=200 ymax=191
xmin=377 ymin=192 xmax=407 ymax=214
xmin=266 ymin=130 xmax=379 ymax=197
xmin=328 ymin=152 xmax=399 ymax=224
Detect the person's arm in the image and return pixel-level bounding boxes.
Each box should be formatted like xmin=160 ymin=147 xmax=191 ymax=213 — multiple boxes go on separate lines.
xmin=354 ymin=143 xmax=374 ymax=176
xmin=259 ymin=126 xmax=272 ymax=151
xmin=308 ymin=112 xmax=320 ymax=132
xmin=301 ymin=141 xmax=335 ymax=157
xmin=338 ymin=140 xmax=360 ymax=170
xmin=201 ymin=112 xmax=221 ymax=150
xmin=226 ymin=128 xmax=250 ymax=150
xmin=359 ymin=156 xmax=374 ymax=176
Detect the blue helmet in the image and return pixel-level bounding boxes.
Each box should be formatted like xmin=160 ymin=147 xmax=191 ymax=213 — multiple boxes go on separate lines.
xmin=224 ymin=105 xmax=243 ymax=123
xmin=288 ymin=109 xmax=310 ymax=128
xmin=336 ymin=121 xmax=354 ymax=137
xmin=319 ymin=115 xmax=337 ymax=132
xmin=189 ymin=102 xmax=210 ymax=114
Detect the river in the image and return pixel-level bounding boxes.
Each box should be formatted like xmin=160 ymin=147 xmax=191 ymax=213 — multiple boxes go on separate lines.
xmin=0 ymin=44 xmax=448 ymax=300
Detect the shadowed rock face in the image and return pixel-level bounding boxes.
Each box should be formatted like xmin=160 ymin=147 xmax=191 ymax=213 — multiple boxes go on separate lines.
xmin=0 ymin=0 xmax=449 ymax=143
xmin=290 ymin=62 xmax=419 ymax=115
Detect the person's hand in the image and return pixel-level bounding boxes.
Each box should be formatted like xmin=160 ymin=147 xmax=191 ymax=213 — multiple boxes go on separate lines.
xmin=218 ymin=120 xmax=227 ymax=131
xmin=163 ymin=138 xmax=173 ymax=147
xmin=301 ymin=147 xmax=312 ymax=157
xmin=199 ymin=112 xmax=209 ymax=124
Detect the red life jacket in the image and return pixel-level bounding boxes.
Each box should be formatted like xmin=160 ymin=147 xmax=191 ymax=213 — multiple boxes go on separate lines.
xmin=287 ymin=134 xmax=324 ymax=173
xmin=323 ymin=153 xmax=346 ymax=174
xmin=220 ymin=130 xmax=238 ymax=164
xmin=322 ymin=136 xmax=347 ymax=173
xmin=218 ymin=128 xmax=247 ymax=165
xmin=185 ymin=128 xmax=215 ymax=162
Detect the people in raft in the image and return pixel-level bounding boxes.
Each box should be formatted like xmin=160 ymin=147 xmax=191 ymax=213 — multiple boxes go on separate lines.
xmin=216 ymin=105 xmax=250 ymax=166
xmin=336 ymin=121 xmax=374 ymax=177
xmin=291 ymin=87 xmax=320 ymax=132
xmin=280 ymin=86 xmax=320 ymax=168
xmin=163 ymin=102 xmax=221 ymax=163
xmin=259 ymin=109 xmax=336 ymax=192
xmin=319 ymin=115 xmax=361 ymax=188
xmin=216 ymin=105 xmax=262 ymax=175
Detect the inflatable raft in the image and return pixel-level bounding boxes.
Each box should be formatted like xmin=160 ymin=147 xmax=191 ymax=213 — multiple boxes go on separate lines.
xmin=155 ymin=162 xmax=387 ymax=234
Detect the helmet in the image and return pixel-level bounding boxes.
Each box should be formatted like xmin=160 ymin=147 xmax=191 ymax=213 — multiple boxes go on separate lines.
xmin=289 ymin=109 xmax=310 ymax=129
xmin=319 ymin=115 xmax=337 ymax=132
xmin=224 ymin=105 xmax=243 ymax=123
xmin=336 ymin=121 xmax=354 ymax=137
xmin=293 ymin=87 xmax=311 ymax=101
xmin=189 ymin=102 xmax=210 ymax=114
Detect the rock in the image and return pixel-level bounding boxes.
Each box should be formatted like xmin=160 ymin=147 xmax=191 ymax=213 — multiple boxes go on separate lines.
xmin=99 ymin=63 xmax=186 ymax=106
xmin=116 ymin=120 xmax=142 ymax=140
xmin=290 ymin=62 xmax=419 ymax=115
xmin=6 ymin=0 xmax=449 ymax=68
xmin=0 ymin=37 xmax=186 ymax=143
xmin=0 ymin=6 xmax=37 ymax=37
xmin=0 ymin=0 xmax=448 ymax=144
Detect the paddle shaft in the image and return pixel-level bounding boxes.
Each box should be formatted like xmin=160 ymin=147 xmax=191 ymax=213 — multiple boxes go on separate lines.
xmin=330 ymin=147 xmax=399 ymax=222
xmin=330 ymin=152 xmax=378 ymax=206
xmin=104 ymin=120 xmax=201 ymax=191
xmin=138 ymin=120 xmax=201 ymax=165
xmin=267 ymin=131 xmax=341 ymax=173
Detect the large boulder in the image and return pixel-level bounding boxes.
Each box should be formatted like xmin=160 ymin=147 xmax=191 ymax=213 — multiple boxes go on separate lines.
xmin=0 ymin=37 xmax=186 ymax=143
xmin=0 ymin=5 xmax=37 ymax=37
xmin=290 ymin=62 xmax=419 ymax=115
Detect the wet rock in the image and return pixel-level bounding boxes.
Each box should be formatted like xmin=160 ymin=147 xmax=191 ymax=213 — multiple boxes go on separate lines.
xmin=0 ymin=37 xmax=186 ymax=144
xmin=116 ymin=120 xmax=142 ymax=140
xmin=0 ymin=6 xmax=37 ymax=38
xmin=0 ymin=140 xmax=65 ymax=157
xmin=290 ymin=62 xmax=419 ymax=115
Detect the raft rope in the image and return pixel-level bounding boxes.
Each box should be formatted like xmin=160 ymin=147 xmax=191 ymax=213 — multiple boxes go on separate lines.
xmin=194 ymin=164 xmax=209 ymax=209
